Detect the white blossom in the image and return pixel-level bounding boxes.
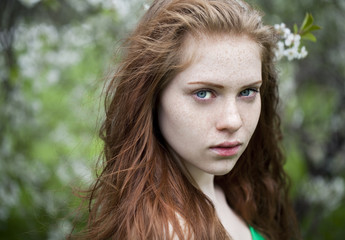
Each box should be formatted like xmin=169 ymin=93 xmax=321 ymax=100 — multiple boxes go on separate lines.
xmin=284 ymin=47 xmax=298 ymax=61
xmin=47 ymin=220 xmax=73 ymax=240
xmin=275 ymin=41 xmax=285 ymax=60
xmin=274 ymin=23 xmax=286 ymax=31
xmin=46 ymin=69 xmax=60 ymax=85
xmin=283 ymin=28 xmax=291 ymax=39
xmin=143 ymin=3 xmax=150 ymax=10
xmin=299 ymin=46 xmax=308 ymax=59
xmin=274 ymin=23 xmax=308 ymax=61
xmin=301 ymin=176 xmax=345 ymax=212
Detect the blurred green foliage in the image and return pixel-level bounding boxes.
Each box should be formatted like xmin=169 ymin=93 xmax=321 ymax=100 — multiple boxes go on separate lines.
xmin=1 ymin=0 xmax=344 ymax=239
xmin=254 ymin=0 xmax=345 ymax=239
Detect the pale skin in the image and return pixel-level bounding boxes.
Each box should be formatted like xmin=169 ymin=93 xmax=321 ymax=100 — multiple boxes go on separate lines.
xmin=158 ymin=34 xmax=262 ymax=240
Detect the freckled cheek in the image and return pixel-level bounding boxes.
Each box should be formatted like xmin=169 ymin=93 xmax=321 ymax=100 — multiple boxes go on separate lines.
xmin=240 ymin=100 xmax=261 ymax=131
xmin=159 ymin=97 xmax=195 ymax=135
xmin=160 ymin=100 xmax=211 ymax=146
xmin=170 ymin=104 xmax=203 ymax=131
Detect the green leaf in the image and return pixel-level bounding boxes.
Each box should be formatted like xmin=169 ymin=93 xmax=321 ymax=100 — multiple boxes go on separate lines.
xmin=302 ymin=33 xmax=317 ymax=42
xmin=308 ymin=25 xmax=322 ymax=32
xmin=300 ymin=13 xmax=314 ymax=32
xmin=300 ymin=13 xmax=309 ymax=30
xmin=294 ymin=24 xmax=298 ymax=34
xmin=302 ymin=24 xmax=321 ymax=35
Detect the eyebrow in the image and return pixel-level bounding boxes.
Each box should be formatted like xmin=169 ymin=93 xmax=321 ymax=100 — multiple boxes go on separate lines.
xmin=188 ymin=81 xmax=224 ymax=89
xmin=242 ymin=80 xmax=262 ymax=88
xmin=188 ymin=80 xmax=262 ymax=89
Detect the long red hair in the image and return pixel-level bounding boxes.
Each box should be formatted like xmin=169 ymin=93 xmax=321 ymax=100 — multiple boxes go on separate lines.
xmin=71 ymin=0 xmax=300 ymax=239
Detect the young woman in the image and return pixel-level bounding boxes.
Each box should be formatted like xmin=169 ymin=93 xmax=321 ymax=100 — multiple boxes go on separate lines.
xmin=73 ymin=0 xmax=301 ymax=239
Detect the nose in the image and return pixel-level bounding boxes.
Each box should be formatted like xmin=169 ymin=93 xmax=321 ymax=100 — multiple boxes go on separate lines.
xmin=215 ymin=100 xmax=243 ymax=133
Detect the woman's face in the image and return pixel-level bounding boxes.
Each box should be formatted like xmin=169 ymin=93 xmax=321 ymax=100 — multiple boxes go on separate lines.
xmin=158 ymin=34 xmax=262 ymax=178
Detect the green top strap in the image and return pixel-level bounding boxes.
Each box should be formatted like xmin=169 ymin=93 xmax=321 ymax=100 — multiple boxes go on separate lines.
xmin=249 ymin=226 xmax=265 ymax=240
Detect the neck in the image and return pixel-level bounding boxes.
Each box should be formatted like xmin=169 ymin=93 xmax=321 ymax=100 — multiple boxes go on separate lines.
xmin=185 ymin=163 xmax=217 ymax=203
xmin=197 ymin=173 xmax=217 ymax=203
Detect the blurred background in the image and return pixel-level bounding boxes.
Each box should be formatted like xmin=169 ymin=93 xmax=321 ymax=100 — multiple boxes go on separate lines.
xmin=0 ymin=0 xmax=344 ymax=239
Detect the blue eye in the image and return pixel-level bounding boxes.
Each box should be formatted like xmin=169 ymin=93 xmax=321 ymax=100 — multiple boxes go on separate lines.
xmin=195 ymin=90 xmax=213 ymax=99
xmin=239 ymin=88 xmax=258 ymax=97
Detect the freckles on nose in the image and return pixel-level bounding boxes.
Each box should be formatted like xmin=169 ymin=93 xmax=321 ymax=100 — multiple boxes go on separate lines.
xmin=215 ymin=104 xmax=243 ymax=132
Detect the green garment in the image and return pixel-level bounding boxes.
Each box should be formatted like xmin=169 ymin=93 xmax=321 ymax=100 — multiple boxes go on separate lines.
xmin=249 ymin=226 xmax=265 ymax=240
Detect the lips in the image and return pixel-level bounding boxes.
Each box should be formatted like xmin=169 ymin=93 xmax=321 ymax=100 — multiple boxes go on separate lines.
xmin=210 ymin=141 xmax=242 ymax=157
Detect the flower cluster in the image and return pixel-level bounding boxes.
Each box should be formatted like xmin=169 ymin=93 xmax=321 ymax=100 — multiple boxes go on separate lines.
xmin=273 ymin=13 xmax=320 ymax=62
xmin=274 ymin=23 xmax=307 ymax=61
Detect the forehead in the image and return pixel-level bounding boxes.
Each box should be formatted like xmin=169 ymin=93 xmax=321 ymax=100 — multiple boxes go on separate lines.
xmin=176 ymin=33 xmax=262 ymax=84
xmin=181 ymin=32 xmax=261 ymax=63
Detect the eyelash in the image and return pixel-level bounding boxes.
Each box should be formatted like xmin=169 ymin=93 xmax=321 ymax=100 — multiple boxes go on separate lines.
xmin=193 ymin=89 xmax=216 ymax=101
xmin=193 ymin=88 xmax=260 ymax=101
xmin=239 ymin=88 xmax=260 ymax=98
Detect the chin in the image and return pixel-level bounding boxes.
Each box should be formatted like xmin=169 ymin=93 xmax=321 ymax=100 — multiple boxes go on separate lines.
xmin=208 ymin=161 xmax=238 ymax=176
xmin=213 ymin=169 xmax=234 ymax=176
